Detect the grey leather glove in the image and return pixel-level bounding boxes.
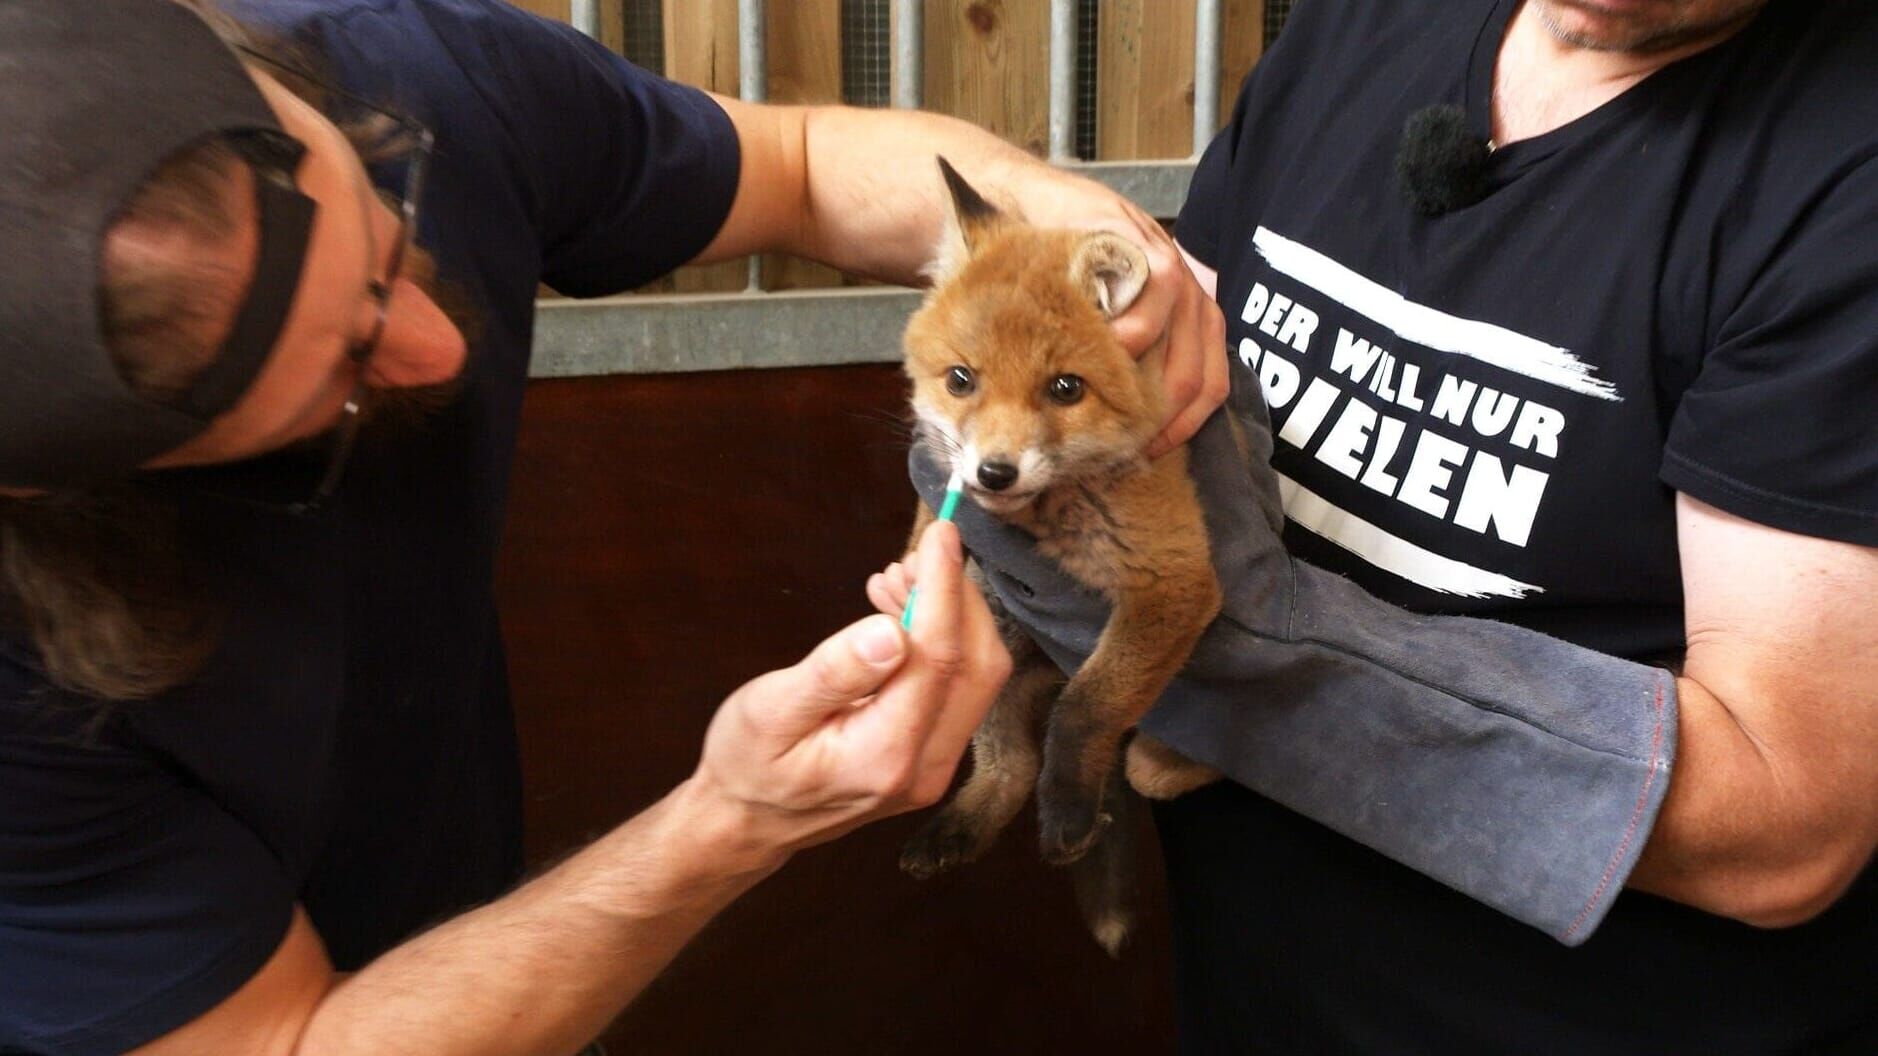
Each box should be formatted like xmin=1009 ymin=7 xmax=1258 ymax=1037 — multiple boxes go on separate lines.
xmin=910 ymin=387 xmax=1677 ymax=945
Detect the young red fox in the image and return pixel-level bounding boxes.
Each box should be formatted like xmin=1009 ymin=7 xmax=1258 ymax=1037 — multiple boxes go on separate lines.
xmin=897 ymin=158 xmax=1222 ymax=955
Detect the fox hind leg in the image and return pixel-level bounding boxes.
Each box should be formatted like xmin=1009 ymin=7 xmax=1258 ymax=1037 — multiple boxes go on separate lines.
xmin=900 ymin=644 xmax=1057 ymax=879
xmin=1036 ymin=697 xmax=1127 ymax=866
xmin=1036 ymin=575 xmax=1218 ymax=865
xmin=1124 ymin=732 xmax=1220 ymax=800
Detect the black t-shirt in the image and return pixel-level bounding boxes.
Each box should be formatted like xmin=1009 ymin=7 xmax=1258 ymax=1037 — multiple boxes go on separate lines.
xmin=1163 ymin=0 xmax=1878 ymax=1051
xmin=0 ymin=2 xmax=740 ymax=1053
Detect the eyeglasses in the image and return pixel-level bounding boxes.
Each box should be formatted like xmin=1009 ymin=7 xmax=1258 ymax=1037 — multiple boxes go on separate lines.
xmin=292 ymin=118 xmax=433 ymax=515
xmin=231 ymin=46 xmax=436 ymax=515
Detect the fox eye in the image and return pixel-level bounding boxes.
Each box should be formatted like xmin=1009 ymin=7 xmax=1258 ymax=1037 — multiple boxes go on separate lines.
xmin=1047 ymin=374 xmax=1085 ymax=405
xmin=946 ymin=365 xmax=977 ymax=397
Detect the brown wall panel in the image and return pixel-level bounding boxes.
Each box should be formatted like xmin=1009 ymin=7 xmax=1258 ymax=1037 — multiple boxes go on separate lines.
xmin=496 ymin=366 xmax=1177 ymax=1055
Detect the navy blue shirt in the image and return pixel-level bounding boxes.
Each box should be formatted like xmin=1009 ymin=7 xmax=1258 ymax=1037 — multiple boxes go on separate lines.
xmin=1162 ymin=0 xmax=1877 ymax=1052
xmin=0 ymin=2 xmax=739 ymax=1052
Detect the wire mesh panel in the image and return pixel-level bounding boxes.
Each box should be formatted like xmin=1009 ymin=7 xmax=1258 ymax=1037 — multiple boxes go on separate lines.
xmin=840 ymin=0 xmax=891 ymax=106
xmin=1074 ymin=0 xmax=1097 ymax=159
xmin=622 ymin=0 xmax=663 ymax=72
xmin=1267 ymin=0 xmax=1295 ymax=45
xmin=838 ymin=0 xmax=1092 ymax=151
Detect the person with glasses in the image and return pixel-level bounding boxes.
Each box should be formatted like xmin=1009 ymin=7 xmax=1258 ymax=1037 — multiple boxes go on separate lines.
xmin=0 ymin=2 xmax=1224 ymax=1055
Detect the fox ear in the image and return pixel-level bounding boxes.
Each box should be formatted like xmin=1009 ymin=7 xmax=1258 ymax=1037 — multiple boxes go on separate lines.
xmin=926 ymin=155 xmax=1008 ymax=281
xmin=1070 ymin=233 xmax=1150 ymax=318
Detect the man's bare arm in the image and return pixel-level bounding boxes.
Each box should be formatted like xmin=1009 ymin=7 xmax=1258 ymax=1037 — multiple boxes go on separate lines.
xmin=1630 ymin=495 xmax=1878 ymax=925
xmin=131 ymin=522 xmax=1009 ymax=1056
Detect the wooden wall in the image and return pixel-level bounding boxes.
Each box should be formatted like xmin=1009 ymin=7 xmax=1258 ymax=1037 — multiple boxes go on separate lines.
xmin=1099 ymin=0 xmax=1265 ymax=158
xmin=922 ymin=0 xmax=1052 ymax=156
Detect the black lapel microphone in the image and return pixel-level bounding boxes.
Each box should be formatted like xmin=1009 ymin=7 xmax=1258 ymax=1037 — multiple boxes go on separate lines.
xmin=1395 ymin=104 xmax=1492 ymax=216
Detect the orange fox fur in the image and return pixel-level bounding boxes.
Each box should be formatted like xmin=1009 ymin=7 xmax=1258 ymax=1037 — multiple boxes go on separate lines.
xmin=897 ymin=158 xmax=1221 ymax=956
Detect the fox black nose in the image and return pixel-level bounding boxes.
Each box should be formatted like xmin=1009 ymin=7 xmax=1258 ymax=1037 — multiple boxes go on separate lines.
xmin=977 ymin=461 xmax=1019 ymax=492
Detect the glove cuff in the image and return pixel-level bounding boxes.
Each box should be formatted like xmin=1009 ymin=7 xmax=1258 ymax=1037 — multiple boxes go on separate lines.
xmin=1139 ymin=558 xmax=1677 ymax=945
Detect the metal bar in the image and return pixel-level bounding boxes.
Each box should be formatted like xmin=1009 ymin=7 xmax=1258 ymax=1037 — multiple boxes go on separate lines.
xmin=739 ymin=0 xmax=767 ymax=290
xmin=1052 ymin=159 xmax=1197 ymax=220
xmin=1193 ymin=0 xmax=1222 ymax=154
xmin=533 ymin=287 xmax=924 ymax=377
xmin=569 ymin=0 xmax=599 ymax=38
xmin=737 ymin=0 xmax=767 ymax=103
xmin=1048 ymin=0 xmax=1076 ymax=161
xmin=891 ymin=0 xmax=923 ymax=109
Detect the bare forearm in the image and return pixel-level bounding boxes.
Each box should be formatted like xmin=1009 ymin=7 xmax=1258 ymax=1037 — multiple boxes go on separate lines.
xmin=792 ymin=105 xmax=1052 ymax=285
xmin=1629 ymin=674 xmax=1875 ymax=925
xmin=139 ymin=540 xmax=1001 ymax=1056
xmin=297 ymin=780 xmax=780 ymax=1056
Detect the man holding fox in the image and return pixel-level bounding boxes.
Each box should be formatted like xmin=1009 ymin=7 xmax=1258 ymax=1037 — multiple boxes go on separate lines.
xmin=2 ymin=1 xmax=1872 ymax=1055
xmin=913 ymin=0 xmax=1875 ymax=1052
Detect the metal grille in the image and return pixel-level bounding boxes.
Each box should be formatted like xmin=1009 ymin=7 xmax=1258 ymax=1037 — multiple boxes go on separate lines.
xmin=1266 ymin=0 xmax=1296 ymax=47
xmin=622 ymin=0 xmax=663 ymax=73
xmin=841 ymin=0 xmax=892 ymax=106
xmin=1074 ymin=0 xmax=1098 ymax=160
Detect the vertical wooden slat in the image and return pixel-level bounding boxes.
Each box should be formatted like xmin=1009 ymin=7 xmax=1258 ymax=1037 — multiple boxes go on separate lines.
xmin=764 ymin=0 xmax=842 ymax=104
xmin=663 ymin=0 xmax=739 ymax=92
xmin=508 ymin=0 xmax=571 ymax=22
xmin=598 ymin=0 xmax=628 ymax=55
xmin=1097 ymin=0 xmax=1197 ymax=159
xmin=761 ymin=0 xmax=849 ymax=291
xmin=1098 ymin=0 xmax=1263 ymax=159
xmin=657 ymin=0 xmax=748 ymax=293
xmin=924 ymin=0 xmax=1050 ymax=157
xmin=1219 ymin=0 xmax=1265 ymax=136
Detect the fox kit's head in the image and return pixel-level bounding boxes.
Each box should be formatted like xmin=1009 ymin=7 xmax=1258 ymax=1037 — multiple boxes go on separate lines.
xmin=904 ymin=158 xmax=1158 ymax=516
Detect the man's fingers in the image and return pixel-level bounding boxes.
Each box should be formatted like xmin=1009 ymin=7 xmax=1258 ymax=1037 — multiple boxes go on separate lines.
xmin=1148 ymin=285 xmax=1229 ymax=456
xmin=765 ymin=613 xmax=909 ymax=737
xmin=1102 ymin=223 xmax=1228 ymax=455
xmin=1161 ymin=291 xmax=1206 ymax=406
xmin=1083 ymin=210 xmax=1178 ymax=358
xmin=902 ymin=519 xmax=965 ymax=657
xmin=866 ymin=562 xmax=914 ymax=616
xmin=865 ymin=520 xmax=970 ymax=746
xmin=1112 ymin=241 xmax=1182 ymax=357
xmin=1113 ymin=282 xmax=1172 ymax=355
xmin=865 ymin=572 xmax=897 ymax=617
xmin=915 ymin=570 xmax=1010 ymax=783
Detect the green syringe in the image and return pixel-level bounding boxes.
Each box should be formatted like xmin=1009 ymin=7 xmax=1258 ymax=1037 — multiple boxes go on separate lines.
xmin=900 ymin=468 xmax=967 ymax=630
